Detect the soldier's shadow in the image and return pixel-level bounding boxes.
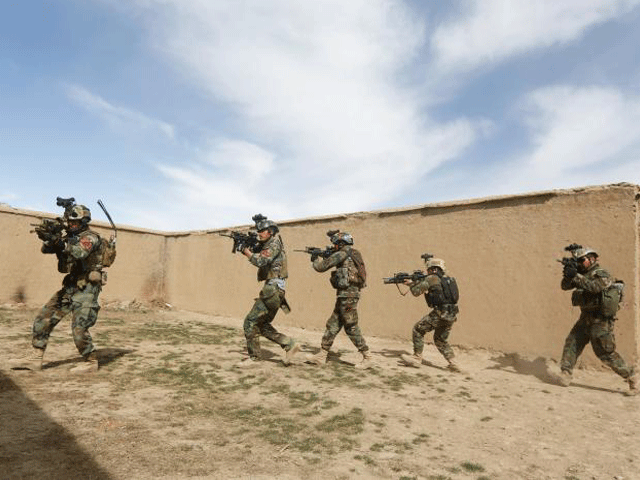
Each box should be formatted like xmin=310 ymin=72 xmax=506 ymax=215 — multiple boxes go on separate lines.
xmin=487 ymin=352 xmax=622 ymax=393
xmin=487 ymin=352 xmax=556 ymax=383
xmin=227 ymin=346 xmax=281 ymax=364
xmin=378 ymin=348 xmax=450 ymax=371
xmin=43 ymin=347 xmax=134 ymax=370
xmin=300 ymin=347 xmax=354 ymax=367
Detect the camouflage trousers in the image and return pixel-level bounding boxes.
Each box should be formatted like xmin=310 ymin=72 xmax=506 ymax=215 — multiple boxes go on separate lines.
xmin=561 ymin=312 xmax=634 ymax=379
xmin=320 ymin=296 xmax=368 ymax=353
xmin=32 ymin=282 xmax=101 ymax=357
xmin=413 ymin=306 xmax=458 ymax=360
xmin=243 ymin=284 xmax=292 ymax=360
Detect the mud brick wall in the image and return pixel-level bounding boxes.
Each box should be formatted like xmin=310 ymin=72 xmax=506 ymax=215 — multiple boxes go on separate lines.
xmin=2 ymin=183 xmax=638 ymax=365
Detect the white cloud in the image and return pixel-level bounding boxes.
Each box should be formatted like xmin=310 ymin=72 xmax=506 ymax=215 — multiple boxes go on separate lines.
xmin=0 ymin=192 xmax=18 ymax=203
xmin=65 ymin=84 xmax=175 ymax=140
xmin=102 ymin=0 xmax=483 ymax=227
xmin=432 ymin=0 xmax=640 ymax=73
xmin=484 ymin=85 xmax=640 ymax=195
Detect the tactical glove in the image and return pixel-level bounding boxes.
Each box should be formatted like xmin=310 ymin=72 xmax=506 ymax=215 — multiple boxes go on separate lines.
xmin=563 ymin=263 xmax=578 ymax=279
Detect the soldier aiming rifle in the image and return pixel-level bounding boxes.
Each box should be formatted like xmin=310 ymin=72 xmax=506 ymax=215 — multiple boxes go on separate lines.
xmin=10 ymin=196 xmax=117 ymax=373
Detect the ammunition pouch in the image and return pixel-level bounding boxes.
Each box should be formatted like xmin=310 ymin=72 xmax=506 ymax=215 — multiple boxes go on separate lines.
xmin=571 ymin=289 xmax=601 ymax=312
xmin=330 ymin=267 xmax=351 ymax=289
xmin=88 ymin=270 xmax=103 ymax=285
xmin=260 ymin=283 xmax=283 ymax=311
xmin=426 ymin=290 xmax=446 ymax=308
xmin=600 ymin=281 xmax=623 ymax=318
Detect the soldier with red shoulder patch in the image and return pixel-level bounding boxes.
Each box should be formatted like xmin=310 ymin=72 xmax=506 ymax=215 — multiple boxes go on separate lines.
xmin=9 ymin=203 xmax=106 ymax=373
xmin=236 ymin=215 xmax=300 ymax=367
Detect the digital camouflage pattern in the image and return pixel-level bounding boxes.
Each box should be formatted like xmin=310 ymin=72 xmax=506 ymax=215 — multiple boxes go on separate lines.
xmin=409 ymin=273 xmax=459 ymax=360
xmin=560 ymin=262 xmax=634 ymax=378
xmin=32 ymin=228 xmax=103 ymax=357
xmin=313 ymin=246 xmax=369 ymax=353
xmin=243 ymin=235 xmax=294 ymax=360
xmin=249 ymin=234 xmax=288 ymax=281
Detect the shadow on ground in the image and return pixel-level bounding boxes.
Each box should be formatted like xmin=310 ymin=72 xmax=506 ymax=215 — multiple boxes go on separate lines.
xmin=0 ymin=370 xmax=113 ymax=480
xmin=42 ymin=348 xmax=134 ymax=370
xmin=488 ymin=352 xmax=558 ymax=384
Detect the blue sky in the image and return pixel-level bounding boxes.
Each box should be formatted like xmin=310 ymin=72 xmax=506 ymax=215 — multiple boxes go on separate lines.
xmin=2 ymin=0 xmax=640 ymax=231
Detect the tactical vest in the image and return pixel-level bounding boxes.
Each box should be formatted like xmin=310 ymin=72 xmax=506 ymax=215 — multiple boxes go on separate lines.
xmin=257 ymin=235 xmax=288 ymax=281
xmin=426 ymin=275 xmax=459 ymax=307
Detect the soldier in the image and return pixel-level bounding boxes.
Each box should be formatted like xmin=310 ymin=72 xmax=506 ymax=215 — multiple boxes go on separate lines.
xmin=557 ymin=246 xmax=638 ymax=395
xmin=400 ymin=256 xmax=461 ymax=372
xmin=237 ymin=216 xmax=300 ymax=366
xmin=306 ymin=230 xmax=372 ymax=369
xmin=9 ymin=203 xmax=112 ymax=373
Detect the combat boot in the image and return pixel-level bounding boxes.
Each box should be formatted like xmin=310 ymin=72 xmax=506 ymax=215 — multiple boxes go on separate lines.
xmin=306 ymin=349 xmax=329 ymax=366
xmin=236 ymin=356 xmax=261 ymax=368
xmin=447 ymin=358 xmax=462 ymax=373
xmin=401 ymin=353 xmax=422 ymax=368
xmin=353 ymin=350 xmax=374 ymax=370
xmin=8 ymin=347 xmax=45 ymax=371
xmin=625 ymin=371 xmax=639 ymax=397
xmin=557 ymin=370 xmax=572 ymax=387
xmin=283 ymin=341 xmax=301 ymax=366
xmin=70 ymin=352 xmax=99 ymax=374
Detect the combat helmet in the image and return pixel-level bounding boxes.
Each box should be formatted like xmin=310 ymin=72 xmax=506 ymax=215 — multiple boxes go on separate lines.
xmin=66 ymin=205 xmax=91 ymax=224
xmin=329 ymin=230 xmax=354 ymax=246
xmin=572 ymin=246 xmax=598 ymax=260
xmin=253 ymin=214 xmax=279 ymax=233
xmin=426 ymin=258 xmax=446 ymax=272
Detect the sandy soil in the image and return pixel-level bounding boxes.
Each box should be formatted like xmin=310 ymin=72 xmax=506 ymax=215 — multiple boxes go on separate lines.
xmin=1 ymin=305 xmax=638 ymax=480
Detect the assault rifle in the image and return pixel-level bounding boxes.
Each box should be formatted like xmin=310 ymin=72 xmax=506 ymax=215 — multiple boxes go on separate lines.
xmin=557 ymin=243 xmax=582 ymax=268
xmin=30 ymin=196 xmax=77 ymax=253
xmin=219 ymin=230 xmax=260 ymax=254
xmin=383 ymin=270 xmax=427 ymax=285
xmin=294 ymin=246 xmax=334 ymax=262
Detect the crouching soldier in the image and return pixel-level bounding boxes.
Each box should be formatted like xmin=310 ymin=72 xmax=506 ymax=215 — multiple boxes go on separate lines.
xmin=400 ymin=256 xmax=461 ymax=372
xmin=557 ymin=245 xmax=637 ymax=395
xmin=305 ymin=230 xmax=372 ymax=369
xmin=10 ymin=200 xmax=115 ymax=373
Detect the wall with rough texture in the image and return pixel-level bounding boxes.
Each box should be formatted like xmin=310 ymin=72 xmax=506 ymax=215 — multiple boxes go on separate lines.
xmin=1 ymin=184 xmax=638 ymax=366
xmin=0 ymin=206 xmax=168 ymax=308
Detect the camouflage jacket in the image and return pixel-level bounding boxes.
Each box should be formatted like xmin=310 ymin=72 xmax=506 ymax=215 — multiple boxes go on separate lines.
xmin=561 ymin=262 xmax=612 ymax=312
xmin=249 ymin=234 xmax=288 ymax=282
xmin=410 ymin=273 xmax=445 ymax=307
xmin=313 ymin=246 xmax=360 ymax=298
xmin=59 ymin=228 xmax=103 ymax=284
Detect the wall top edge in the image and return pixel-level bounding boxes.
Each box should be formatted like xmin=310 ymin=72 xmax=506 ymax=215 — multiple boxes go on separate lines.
xmin=2 ymin=182 xmax=638 ymax=237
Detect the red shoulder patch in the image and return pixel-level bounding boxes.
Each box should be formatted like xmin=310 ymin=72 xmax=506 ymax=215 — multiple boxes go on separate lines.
xmin=260 ymin=249 xmax=271 ymax=257
xmin=79 ymin=237 xmax=94 ymax=251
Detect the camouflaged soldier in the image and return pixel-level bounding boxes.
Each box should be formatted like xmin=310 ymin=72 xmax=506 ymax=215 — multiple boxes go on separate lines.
xmin=237 ymin=216 xmax=300 ymax=367
xmin=400 ymin=257 xmax=461 ymax=372
xmin=9 ymin=204 xmax=110 ymax=373
xmin=557 ymin=246 xmax=638 ymax=395
xmin=306 ymin=231 xmax=372 ymax=369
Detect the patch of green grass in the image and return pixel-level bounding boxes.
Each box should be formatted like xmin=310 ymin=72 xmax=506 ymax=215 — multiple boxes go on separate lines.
xmin=461 ymin=461 xmax=485 ymax=473
xmin=320 ymin=399 xmax=339 ymax=410
xmin=129 ymin=322 xmax=237 ymax=345
xmin=288 ymin=390 xmax=319 ymax=408
xmin=412 ymin=433 xmax=430 ymax=445
xmin=353 ymin=454 xmax=376 ymax=466
xmin=426 ymin=476 xmax=451 ymax=480
xmin=292 ymin=436 xmax=328 ymax=453
xmin=221 ymin=374 xmax=268 ymax=392
xmin=316 ymin=407 xmax=365 ymax=435
xmin=259 ymin=416 xmax=305 ymax=445
xmin=381 ymin=371 xmax=424 ymax=391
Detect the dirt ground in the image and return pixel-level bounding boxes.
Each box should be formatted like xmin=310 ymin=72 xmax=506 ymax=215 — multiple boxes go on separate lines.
xmin=1 ymin=304 xmax=638 ymax=480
